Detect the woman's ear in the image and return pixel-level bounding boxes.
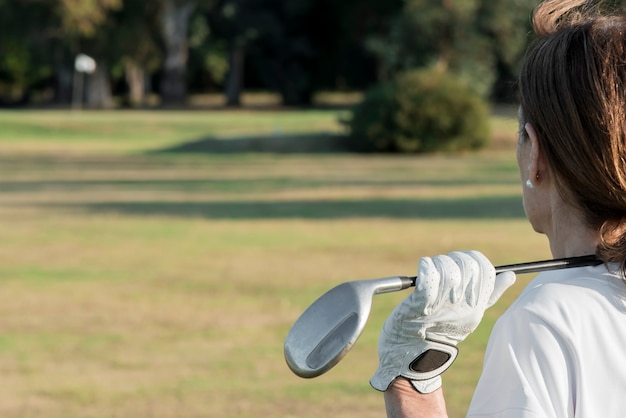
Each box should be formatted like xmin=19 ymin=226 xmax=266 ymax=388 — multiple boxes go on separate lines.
xmin=525 ymin=123 xmax=548 ymax=186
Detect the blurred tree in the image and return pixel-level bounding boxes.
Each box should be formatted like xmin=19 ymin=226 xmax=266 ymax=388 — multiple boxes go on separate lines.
xmin=0 ymin=0 xmax=122 ymax=106
xmin=187 ymin=12 xmax=229 ymax=95
xmin=210 ymin=0 xmax=334 ymax=106
xmin=206 ymin=0 xmax=266 ymax=106
xmin=57 ymin=0 xmax=122 ymax=37
xmin=0 ymin=1 xmax=55 ymax=104
xmin=255 ymin=0 xmax=317 ymax=106
xmin=94 ymin=0 xmax=219 ymax=107
xmin=55 ymin=0 xmax=123 ymax=107
xmin=67 ymin=0 xmax=215 ymax=107
xmin=475 ymin=0 xmax=536 ymax=101
xmin=156 ymin=0 xmax=197 ymax=105
xmin=309 ymin=0 xmax=403 ymax=91
xmin=0 ymin=0 xmax=538 ymax=107
xmin=106 ymin=0 xmax=161 ymax=107
xmin=367 ymin=0 xmax=535 ymax=99
xmin=155 ymin=0 xmax=218 ymax=106
xmin=209 ymin=0 xmax=401 ymax=106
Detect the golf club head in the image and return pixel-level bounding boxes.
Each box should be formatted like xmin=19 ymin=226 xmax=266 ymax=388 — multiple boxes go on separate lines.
xmin=284 ymin=276 xmax=412 ymax=378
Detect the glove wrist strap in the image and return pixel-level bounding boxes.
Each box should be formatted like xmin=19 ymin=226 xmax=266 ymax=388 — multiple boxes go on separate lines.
xmin=403 ymin=339 xmax=458 ymax=382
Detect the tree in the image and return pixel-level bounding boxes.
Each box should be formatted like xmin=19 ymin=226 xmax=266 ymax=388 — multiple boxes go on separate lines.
xmin=0 ymin=0 xmax=123 ymax=105
xmin=0 ymin=1 xmax=56 ymax=104
xmin=187 ymin=11 xmax=229 ymax=95
xmin=0 ymin=0 xmax=539 ymax=107
xmin=367 ymin=0 xmax=536 ymax=99
xmin=156 ymin=0 xmax=197 ymax=105
xmin=153 ymin=0 xmax=220 ymax=106
xmin=108 ymin=0 xmax=161 ymax=107
xmin=226 ymin=0 xmax=317 ymax=106
xmin=205 ymin=0 xmax=272 ymax=106
xmin=475 ymin=0 xmax=537 ymax=101
xmin=310 ymin=0 xmax=403 ymax=91
xmin=208 ymin=0 xmax=402 ymax=104
xmin=55 ymin=0 xmax=123 ymax=107
xmin=57 ymin=0 xmax=123 ymax=37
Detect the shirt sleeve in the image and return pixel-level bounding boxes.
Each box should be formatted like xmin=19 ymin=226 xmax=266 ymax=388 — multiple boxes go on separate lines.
xmin=466 ymin=306 xmax=575 ymax=418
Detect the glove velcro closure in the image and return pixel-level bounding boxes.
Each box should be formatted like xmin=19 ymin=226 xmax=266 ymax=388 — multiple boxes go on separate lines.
xmin=370 ymin=339 xmax=458 ymax=392
xmin=401 ymin=339 xmax=458 ymax=382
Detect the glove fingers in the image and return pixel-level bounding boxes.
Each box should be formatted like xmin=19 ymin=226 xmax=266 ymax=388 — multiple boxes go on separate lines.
xmin=448 ymin=251 xmax=487 ymax=307
xmin=431 ymin=254 xmax=462 ymax=311
xmin=469 ymin=250 xmax=496 ymax=306
xmin=487 ymin=271 xmax=516 ymax=308
xmin=414 ymin=256 xmax=441 ymax=316
xmin=412 ymin=251 xmax=505 ymax=315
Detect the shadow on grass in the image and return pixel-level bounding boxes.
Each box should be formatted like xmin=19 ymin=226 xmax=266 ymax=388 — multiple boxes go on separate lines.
xmin=0 ymin=176 xmax=520 ymax=193
xmin=51 ymin=196 xmax=525 ymax=220
xmin=157 ymin=132 xmax=352 ymax=154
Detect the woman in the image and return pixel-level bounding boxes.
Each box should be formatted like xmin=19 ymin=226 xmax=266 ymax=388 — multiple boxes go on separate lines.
xmin=371 ymin=1 xmax=626 ymax=416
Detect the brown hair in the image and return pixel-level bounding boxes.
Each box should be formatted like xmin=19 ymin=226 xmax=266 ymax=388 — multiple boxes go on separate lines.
xmin=519 ymin=0 xmax=626 ymax=272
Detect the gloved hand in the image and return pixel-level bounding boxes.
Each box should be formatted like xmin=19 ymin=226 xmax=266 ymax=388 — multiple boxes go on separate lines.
xmin=370 ymin=250 xmax=516 ymax=393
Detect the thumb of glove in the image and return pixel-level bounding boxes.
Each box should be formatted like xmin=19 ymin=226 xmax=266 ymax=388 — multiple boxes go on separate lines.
xmin=486 ymin=271 xmax=516 ymax=308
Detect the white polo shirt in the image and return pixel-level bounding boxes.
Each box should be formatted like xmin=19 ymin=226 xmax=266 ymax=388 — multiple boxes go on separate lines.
xmin=467 ymin=264 xmax=626 ymax=417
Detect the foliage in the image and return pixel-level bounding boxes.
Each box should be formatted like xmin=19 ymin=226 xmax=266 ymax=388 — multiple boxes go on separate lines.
xmin=0 ymin=2 xmax=57 ymax=103
xmin=367 ymin=0 xmax=536 ymax=99
xmin=0 ymin=0 xmax=538 ymax=106
xmin=188 ymin=13 xmax=228 ymax=88
xmin=108 ymin=0 xmax=161 ymax=71
xmin=348 ymin=69 xmax=490 ymax=153
xmin=233 ymin=0 xmax=402 ymax=105
xmin=208 ymin=0 xmax=319 ymax=105
xmin=57 ymin=0 xmax=123 ymax=37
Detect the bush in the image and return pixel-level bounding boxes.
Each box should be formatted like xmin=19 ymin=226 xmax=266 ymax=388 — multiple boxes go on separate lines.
xmin=347 ymin=69 xmax=490 ymax=153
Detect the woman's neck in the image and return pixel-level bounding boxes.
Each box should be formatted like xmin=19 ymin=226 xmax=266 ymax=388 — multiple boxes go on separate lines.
xmin=547 ymin=201 xmax=598 ymax=258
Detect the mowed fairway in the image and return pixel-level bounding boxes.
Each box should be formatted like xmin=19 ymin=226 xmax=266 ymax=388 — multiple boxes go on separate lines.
xmin=0 ymin=109 xmax=550 ymax=417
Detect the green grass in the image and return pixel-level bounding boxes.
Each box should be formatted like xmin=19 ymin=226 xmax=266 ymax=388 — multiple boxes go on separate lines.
xmin=0 ymin=107 xmax=549 ymax=417
xmin=0 ymin=109 xmax=348 ymax=153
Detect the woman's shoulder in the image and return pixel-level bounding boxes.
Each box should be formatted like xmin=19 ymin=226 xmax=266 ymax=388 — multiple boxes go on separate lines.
xmin=504 ymin=264 xmax=626 ymax=323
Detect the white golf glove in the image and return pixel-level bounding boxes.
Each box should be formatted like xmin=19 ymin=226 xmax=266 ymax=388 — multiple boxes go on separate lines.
xmin=370 ymin=250 xmax=516 ymax=393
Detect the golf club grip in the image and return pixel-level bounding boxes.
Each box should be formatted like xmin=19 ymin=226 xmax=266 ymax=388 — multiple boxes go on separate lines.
xmin=408 ymin=255 xmax=601 ymax=287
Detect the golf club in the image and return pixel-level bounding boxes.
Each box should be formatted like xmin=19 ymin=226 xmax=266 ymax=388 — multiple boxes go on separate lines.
xmin=284 ymin=255 xmax=601 ymax=378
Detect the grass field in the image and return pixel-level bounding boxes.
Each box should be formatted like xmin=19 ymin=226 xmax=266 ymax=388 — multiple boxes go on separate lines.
xmin=0 ymin=108 xmax=551 ymax=417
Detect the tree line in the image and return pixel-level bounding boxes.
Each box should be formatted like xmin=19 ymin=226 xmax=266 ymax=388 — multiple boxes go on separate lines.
xmin=2 ymin=0 xmax=619 ymax=108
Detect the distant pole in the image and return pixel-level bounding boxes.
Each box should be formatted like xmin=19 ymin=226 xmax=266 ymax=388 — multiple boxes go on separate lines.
xmin=73 ymin=54 xmax=97 ymax=110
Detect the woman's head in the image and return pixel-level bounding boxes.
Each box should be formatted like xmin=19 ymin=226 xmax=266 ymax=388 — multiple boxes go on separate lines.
xmin=518 ymin=0 xmax=626 ymax=268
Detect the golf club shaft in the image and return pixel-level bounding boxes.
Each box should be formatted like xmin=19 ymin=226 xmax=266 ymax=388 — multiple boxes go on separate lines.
xmin=407 ymin=255 xmax=601 ymax=287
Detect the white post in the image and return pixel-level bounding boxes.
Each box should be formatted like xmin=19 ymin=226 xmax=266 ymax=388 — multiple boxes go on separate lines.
xmin=72 ymin=54 xmax=97 ymax=110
